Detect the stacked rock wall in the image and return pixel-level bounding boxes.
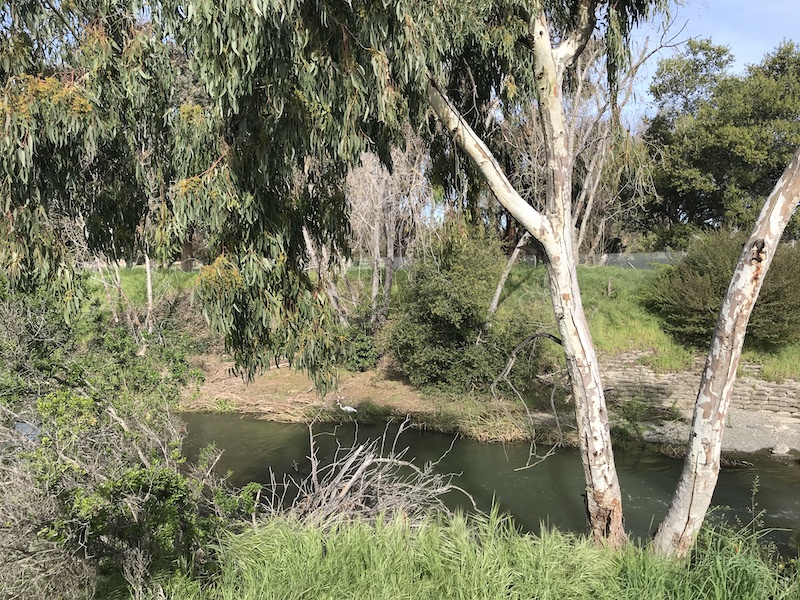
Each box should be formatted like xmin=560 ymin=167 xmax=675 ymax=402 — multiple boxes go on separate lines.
xmin=600 ymin=352 xmax=800 ymax=420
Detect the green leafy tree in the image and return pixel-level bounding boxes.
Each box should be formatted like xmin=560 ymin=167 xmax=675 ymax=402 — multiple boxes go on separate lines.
xmin=2 ymin=1 xmax=349 ymax=389
xmin=645 ymin=40 xmax=800 ymax=246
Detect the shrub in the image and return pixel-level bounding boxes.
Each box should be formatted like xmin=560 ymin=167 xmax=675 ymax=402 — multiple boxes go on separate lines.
xmin=340 ymin=325 xmax=379 ymax=371
xmin=645 ymin=231 xmax=800 ymax=349
xmin=386 ymin=222 xmax=544 ymax=392
xmin=0 ymin=282 xmax=252 ymax=600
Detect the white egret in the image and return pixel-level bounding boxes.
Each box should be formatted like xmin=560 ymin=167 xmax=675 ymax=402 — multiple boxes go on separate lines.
xmin=336 ymin=400 xmax=357 ymax=414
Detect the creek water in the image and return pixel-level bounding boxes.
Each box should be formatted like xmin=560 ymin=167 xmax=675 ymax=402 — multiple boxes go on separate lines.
xmin=180 ymin=413 xmax=800 ymax=554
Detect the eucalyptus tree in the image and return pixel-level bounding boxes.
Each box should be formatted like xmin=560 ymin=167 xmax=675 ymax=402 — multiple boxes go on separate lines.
xmin=161 ymin=0 xmax=679 ymax=546
xmin=2 ymin=2 xmax=173 ymax=299
xmin=653 ymin=150 xmax=800 ymax=557
xmin=486 ymin=38 xmax=658 ymax=320
xmin=180 ymin=0 xmax=800 ymax=555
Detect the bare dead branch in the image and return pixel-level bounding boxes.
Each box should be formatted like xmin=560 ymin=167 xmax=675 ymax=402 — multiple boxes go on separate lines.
xmin=262 ymin=419 xmax=475 ymax=528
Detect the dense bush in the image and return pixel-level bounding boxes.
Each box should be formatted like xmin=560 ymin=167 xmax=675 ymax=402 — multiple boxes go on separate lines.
xmin=0 ymin=280 xmax=255 ymax=600
xmin=645 ymin=232 xmax=800 ymax=348
xmin=340 ymin=324 xmax=380 ymax=371
xmin=386 ymin=223 xmax=544 ymax=392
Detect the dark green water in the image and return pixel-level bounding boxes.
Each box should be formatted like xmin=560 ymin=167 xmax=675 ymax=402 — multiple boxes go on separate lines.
xmin=181 ymin=413 xmax=800 ymax=553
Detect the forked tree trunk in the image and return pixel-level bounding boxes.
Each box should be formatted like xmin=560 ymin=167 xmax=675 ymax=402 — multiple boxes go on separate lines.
xmin=653 ymin=149 xmax=800 ymax=557
xmin=428 ymin=71 xmax=626 ymax=547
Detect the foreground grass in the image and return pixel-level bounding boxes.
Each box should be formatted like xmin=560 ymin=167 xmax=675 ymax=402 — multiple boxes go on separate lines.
xmin=144 ymin=514 xmax=797 ymax=600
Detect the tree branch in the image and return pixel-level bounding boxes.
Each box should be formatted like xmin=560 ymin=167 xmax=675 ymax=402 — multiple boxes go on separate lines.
xmin=553 ymin=0 xmax=599 ymax=72
xmin=427 ymin=78 xmax=551 ymax=242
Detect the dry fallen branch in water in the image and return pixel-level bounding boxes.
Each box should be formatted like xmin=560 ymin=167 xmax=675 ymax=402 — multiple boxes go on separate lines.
xmin=261 ymin=419 xmax=475 ymax=527
xmin=491 ymin=332 xmax=567 ymax=467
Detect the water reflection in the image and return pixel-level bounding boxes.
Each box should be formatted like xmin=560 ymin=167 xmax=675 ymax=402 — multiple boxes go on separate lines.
xmin=180 ymin=413 xmax=800 ymax=554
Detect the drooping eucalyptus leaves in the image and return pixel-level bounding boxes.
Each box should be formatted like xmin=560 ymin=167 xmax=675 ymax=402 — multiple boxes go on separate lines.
xmin=6 ymin=0 xmax=689 ymax=544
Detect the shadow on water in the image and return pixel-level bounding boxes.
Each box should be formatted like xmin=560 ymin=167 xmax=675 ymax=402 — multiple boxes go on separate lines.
xmin=180 ymin=413 xmax=800 ymax=556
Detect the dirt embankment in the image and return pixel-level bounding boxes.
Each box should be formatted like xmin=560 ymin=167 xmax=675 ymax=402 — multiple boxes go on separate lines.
xmin=181 ymin=354 xmax=570 ymax=444
xmin=182 ymin=354 xmax=800 ymax=454
xmin=183 ymin=355 xmax=433 ymax=422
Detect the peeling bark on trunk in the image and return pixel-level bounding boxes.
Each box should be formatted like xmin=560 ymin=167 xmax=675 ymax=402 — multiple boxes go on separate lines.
xmin=653 ymin=149 xmax=800 ymax=557
xmin=428 ymin=71 xmax=626 ymax=547
xmin=543 ymin=233 xmax=624 ymax=545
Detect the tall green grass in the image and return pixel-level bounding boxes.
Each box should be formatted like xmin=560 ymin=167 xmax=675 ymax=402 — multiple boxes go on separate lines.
xmin=488 ymin=263 xmax=800 ymax=378
xmin=100 ymin=266 xmax=197 ymax=306
xmin=743 ymin=344 xmax=800 ymax=383
xmin=144 ymin=513 xmax=797 ymax=600
xmin=492 ymin=264 xmax=694 ymax=372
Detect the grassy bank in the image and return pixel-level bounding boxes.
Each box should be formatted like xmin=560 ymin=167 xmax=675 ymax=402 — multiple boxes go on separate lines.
xmin=140 ymin=513 xmax=798 ymax=599
xmin=108 ymin=263 xmax=800 ymax=382
xmin=499 ymin=264 xmax=800 ymax=380
xmin=115 ymin=264 xmax=799 ymax=447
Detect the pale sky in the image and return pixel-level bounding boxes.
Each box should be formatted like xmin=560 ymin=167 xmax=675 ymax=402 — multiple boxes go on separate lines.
xmin=627 ymin=0 xmax=800 ymax=120
xmin=662 ymin=0 xmax=798 ymax=71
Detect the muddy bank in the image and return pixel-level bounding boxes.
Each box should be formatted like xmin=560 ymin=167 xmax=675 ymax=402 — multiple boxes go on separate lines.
xmin=181 ymin=354 xmax=800 ymax=454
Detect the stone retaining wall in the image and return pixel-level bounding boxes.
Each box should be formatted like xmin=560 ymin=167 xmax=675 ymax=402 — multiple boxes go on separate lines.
xmin=599 ymin=352 xmax=800 ymax=421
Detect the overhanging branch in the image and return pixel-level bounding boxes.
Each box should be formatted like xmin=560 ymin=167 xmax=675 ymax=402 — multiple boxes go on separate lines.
xmin=553 ymin=0 xmax=600 ymax=72
xmin=426 ymin=78 xmax=552 ymax=242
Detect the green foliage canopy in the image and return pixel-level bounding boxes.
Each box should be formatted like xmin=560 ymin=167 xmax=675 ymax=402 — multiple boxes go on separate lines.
xmin=645 ymin=40 xmax=800 ymax=246
xmin=3 ymin=0 xmax=670 ymax=386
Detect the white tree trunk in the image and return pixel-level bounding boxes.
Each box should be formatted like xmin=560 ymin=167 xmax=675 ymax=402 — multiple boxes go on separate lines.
xmin=543 ymin=232 xmax=624 ymax=544
xmin=428 ymin=77 xmax=626 ymax=547
xmin=370 ymin=205 xmax=383 ymax=326
xmin=144 ymin=253 xmax=154 ymax=336
xmin=653 ymin=149 xmax=800 ymax=557
xmin=379 ymin=203 xmax=396 ymax=321
xmin=302 ymin=227 xmax=348 ymax=326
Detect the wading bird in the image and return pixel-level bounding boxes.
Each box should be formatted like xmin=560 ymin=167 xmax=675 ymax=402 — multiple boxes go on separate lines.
xmin=336 ymin=400 xmax=357 ymax=414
